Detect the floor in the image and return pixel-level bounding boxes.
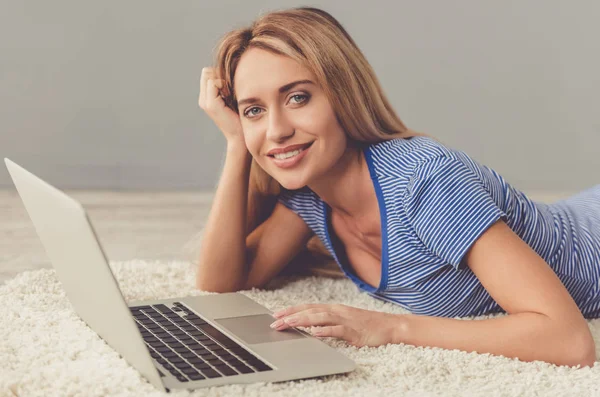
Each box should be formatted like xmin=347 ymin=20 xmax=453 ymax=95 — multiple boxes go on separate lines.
xmin=0 ymin=190 xmax=214 ymax=284
xmin=0 ymin=189 xmax=574 ymax=285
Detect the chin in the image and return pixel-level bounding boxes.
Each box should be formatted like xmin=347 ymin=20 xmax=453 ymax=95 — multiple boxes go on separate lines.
xmin=277 ymin=178 xmax=307 ymax=191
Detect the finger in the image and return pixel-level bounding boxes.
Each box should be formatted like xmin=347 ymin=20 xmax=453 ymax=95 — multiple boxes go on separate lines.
xmin=199 ymin=67 xmax=215 ymax=107
xmin=274 ymin=311 xmax=343 ymax=331
xmin=273 ymin=303 xmax=329 ymax=318
xmin=213 ymin=79 xmax=227 ymax=101
xmin=206 ymin=79 xmax=223 ymax=108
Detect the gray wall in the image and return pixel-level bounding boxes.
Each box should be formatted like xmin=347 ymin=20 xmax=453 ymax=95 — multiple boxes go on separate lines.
xmin=1 ymin=1 xmax=598 ymax=192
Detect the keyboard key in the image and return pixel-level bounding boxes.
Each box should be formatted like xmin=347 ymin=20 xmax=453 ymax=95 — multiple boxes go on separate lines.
xmin=229 ymin=346 xmax=247 ymax=353
xmin=203 ymin=356 xmax=223 ymax=365
xmin=187 ymin=316 xmax=208 ymax=325
xmin=189 ymin=356 xmax=208 ymax=364
xmin=192 ymin=361 xmax=211 ymax=370
xmin=162 ymin=351 xmax=178 ymax=359
xmin=188 ymin=372 xmax=205 ymax=381
xmin=225 ymin=357 xmax=244 ymax=366
xmin=214 ymin=364 xmax=237 ymax=376
xmin=175 ymin=374 xmax=188 ymax=382
xmin=146 ymin=310 xmax=163 ymax=318
xmin=201 ymin=368 xmax=222 ymax=379
xmin=196 ymin=324 xmax=224 ymax=339
xmin=236 ymin=353 xmax=255 ymax=361
xmin=142 ymin=307 xmax=160 ymax=315
xmin=181 ymin=351 xmax=198 ymax=360
xmin=169 ymin=341 xmax=184 ymax=349
xmin=182 ymin=367 xmax=199 ymax=376
xmin=188 ymin=343 xmax=208 ymax=353
xmin=219 ymin=352 xmax=235 ymax=361
xmin=172 ymin=345 xmax=188 ymax=353
xmin=247 ymin=359 xmax=271 ymax=372
xmin=233 ymin=364 xmax=254 ymax=374
xmin=177 ymin=363 xmax=192 ymax=372
xmin=211 ymin=347 xmax=227 ymax=355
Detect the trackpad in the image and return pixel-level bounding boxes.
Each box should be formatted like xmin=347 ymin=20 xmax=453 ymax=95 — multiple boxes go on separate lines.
xmin=214 ymin=314 xmax=307 ymax=345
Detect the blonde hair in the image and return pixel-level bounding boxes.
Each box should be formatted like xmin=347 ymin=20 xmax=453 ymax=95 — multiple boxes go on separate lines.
xmin=196 ymin=6 xmax=440 ymax=279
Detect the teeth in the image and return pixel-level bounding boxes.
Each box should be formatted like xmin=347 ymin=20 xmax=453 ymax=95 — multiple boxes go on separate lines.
xmin=273 ymin=147 xmax=304 ymax=160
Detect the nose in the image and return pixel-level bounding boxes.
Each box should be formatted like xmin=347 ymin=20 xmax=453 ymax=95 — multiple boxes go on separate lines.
xmin=266 ymin=107 xmax=294 ymax=142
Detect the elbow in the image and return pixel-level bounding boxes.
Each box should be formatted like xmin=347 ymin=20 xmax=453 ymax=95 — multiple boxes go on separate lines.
xmin=195 ymin=274 xmax=247 ymax=293
xmin=575 ymin=341 xmax=597 ymax=369
xmin=566 ymin=329 xmax=597 ymax=368
xmin=579 ymin=350 xmax=597 ymax=369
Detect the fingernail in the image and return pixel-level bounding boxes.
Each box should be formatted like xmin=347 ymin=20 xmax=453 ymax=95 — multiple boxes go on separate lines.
xmin=273 ymin=311 xmax=284 ymax=317
xmin=270 ymin=320 xmax=283 ymax=328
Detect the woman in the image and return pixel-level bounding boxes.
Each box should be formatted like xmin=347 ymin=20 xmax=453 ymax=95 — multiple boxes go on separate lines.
xmin=195 ymin=6 xmax=599 ymax=368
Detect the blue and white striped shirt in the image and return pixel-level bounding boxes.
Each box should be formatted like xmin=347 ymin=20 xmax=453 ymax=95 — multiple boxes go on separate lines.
xmin=277 ymin=136 xmax=600 ymax=318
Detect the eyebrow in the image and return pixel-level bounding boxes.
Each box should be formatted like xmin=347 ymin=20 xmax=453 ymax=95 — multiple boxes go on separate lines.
xmin=236 ymin=79 xmax=314 ymax=107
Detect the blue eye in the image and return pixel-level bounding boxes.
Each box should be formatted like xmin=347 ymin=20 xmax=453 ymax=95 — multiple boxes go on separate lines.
xmin=243 ymin=94 xmax=309 ymax=119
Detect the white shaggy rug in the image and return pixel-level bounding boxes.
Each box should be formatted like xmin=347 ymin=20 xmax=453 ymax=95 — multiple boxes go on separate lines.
xmin=2 ymin=260 xmax=600 ymax=397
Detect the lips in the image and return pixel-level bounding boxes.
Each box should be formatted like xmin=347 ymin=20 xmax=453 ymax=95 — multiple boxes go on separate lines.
xmin=267 ymin=142 xmax=313 ymax=156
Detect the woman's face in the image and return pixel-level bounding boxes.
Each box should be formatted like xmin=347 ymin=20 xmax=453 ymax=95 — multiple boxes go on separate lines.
xmin=234 ymin=48 xmax=348 ymax=190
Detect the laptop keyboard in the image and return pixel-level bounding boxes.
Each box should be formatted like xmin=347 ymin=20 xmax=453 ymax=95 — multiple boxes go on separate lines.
xmin=130 ymin=301 xmax=272 ymax=382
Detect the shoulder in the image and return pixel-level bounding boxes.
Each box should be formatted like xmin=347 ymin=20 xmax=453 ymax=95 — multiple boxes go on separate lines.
xmin=277 ymin=185 xmax=319 ymax=210
xmin=364 ymin=136 xmax=455 ymax=180
xmin=276 ymin=186 xmax=325 ymax=236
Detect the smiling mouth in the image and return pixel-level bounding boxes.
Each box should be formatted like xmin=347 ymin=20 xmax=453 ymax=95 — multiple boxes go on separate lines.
xmin=267 ymin=141 xmax=314 ymax=158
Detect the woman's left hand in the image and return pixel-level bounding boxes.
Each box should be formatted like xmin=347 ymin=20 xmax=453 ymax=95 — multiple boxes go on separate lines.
xmin=269 ymin=303 xmax=402 ymax=347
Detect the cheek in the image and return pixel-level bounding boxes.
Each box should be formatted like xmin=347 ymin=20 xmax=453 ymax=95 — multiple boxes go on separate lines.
xmin=242 ymin=131 xmax=259 ymax=154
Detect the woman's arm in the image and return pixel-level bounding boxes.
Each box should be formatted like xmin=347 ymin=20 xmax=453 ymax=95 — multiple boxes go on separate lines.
xmin=395 ymin=311 xmax=595 ymax=368
xmin=396 ymin=218 xmax=596 ymax=367
xmin=196 ymin=142 xmax=252 ymax=292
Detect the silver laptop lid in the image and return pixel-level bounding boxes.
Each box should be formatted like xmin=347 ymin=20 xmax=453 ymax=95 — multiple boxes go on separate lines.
xmin=4 ymin=158 xmax=164 ymax=391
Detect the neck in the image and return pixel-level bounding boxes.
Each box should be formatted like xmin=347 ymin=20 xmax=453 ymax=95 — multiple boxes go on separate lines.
xmin=307 ymin=143 xmax=373 ymax=219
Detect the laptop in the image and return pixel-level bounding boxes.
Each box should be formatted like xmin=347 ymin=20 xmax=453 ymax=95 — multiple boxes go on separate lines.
xmin=4 ymin=158 xmax=356 ymax=392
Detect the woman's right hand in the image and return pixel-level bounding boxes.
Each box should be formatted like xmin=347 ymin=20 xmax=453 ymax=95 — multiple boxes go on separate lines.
xmin=198 ymin=67 xmax=245 ymax=146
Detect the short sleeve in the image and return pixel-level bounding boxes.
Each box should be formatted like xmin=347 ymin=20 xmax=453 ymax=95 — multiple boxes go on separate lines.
xmin=275 ymin=186 xmax=319 ymax=233
xmin=277 ymin=189 xmax=296 ymax=212
xmin=401 ymin=156 xmax=508 ymax=271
